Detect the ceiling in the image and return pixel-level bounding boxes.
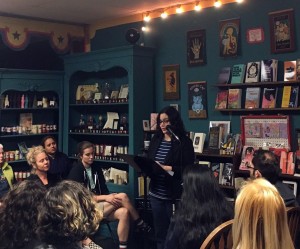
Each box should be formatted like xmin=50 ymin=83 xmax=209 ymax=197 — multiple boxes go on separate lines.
xmin=0 ymin=0 xmax=195 ymax=25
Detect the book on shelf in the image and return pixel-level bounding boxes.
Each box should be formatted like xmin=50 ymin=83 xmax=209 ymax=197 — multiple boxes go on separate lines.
xmin=244 ymin=61 xmax=260 ymax=83
xmin=138 ymin=176 xmax=150 ymax=197
xmin=220 ymin=163 xmax=234 ymax=186
xmin=284 ymin=60 xmax=297 ymax=81
xmin=208 ymin=126 xmax=223 ymax=150
xmin=281 ymin=86 xmax=299 ymax=108
xmin=239 ymin=146 xmax=257 ymax=170
xmin=296 ymin=59 xmax=300 ymax=81
xmin=217 ymin=67 xmax=231 ymax=84
xmin=198 ymin=161 xmax=211 ymax=167
xmin=261 ymin=87 xmax=277 ymax=108
xmin=193 ymin=132 xmax=206 ymax=153
xmin=211 ymin=162 xmax=224 ymax=184
xmin=261 ymin=59 xmax=278 ymax=82
xmin=231 ymin=64 xmax=246 ymax=83
xmin=244 ymin=87 xmax=260 ymax=109
xmin=227 ymin=88 xmax=242 ymax=109
xmin=294 ymin=150 xmax=300 ymax=176
xmin=215 ymin=90 xmax=228 ymax=109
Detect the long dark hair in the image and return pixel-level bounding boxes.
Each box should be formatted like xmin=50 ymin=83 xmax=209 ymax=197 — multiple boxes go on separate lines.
xmin=0 ymin=180 xmax=47 ymax=249
xmin=169 ymin=164 xmax=233 ymax=249
xmin=156 ymin=106 xmax=186 ymax=137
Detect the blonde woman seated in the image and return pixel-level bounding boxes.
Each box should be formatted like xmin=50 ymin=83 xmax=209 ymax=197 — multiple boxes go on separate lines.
xmin=232 ymin=178 xmax=294 ymax=249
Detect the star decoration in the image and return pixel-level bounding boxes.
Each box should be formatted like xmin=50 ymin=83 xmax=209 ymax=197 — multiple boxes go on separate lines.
xmin=13 ymin=31 xmax=21 ymax=40
xmin=57 ymin=35 xmax=64 ymax=43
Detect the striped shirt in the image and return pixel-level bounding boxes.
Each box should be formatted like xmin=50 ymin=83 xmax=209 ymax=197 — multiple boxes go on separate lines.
xmin=149 ymin=140 xmax=172 ymax=200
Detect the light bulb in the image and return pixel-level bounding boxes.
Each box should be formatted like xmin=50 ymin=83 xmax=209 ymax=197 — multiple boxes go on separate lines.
xmin=236 ymin=0 xmax=244 ymax=3
xmin=176 ymin=6 xmax=183 ymax=14
xmin=214 ymin=0 xmax=222 ymax=7
xmin=161 ymin=11 xmax=168 ymax=19
xmin=143 ymin=13 xmax=151 ymax=22
xmin=194 ymin=2 xmax=202 ymax=11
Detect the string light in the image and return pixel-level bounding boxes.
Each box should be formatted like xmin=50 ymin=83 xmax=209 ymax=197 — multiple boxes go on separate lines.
xmin=214 ymin=0 xmax=222 ymax=7
xmin=236 ymin=0 xmax=244 ymax=3
xmin=143 ymin=13 xmax=151 ymax=22
xmin=161 ymin=10 xmax=168 ymax=19
xmin=176 ymin=5 xmax=183 ymax=14
xmin=194 ymin=2 xmax=202 ymax=11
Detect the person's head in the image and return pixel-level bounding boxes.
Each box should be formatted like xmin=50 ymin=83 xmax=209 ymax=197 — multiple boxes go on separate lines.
xmin=41 ymin=136 xmax=57 ymax=155
xmin=77 ymin=141 xmax=94 ymax=167
xmin=37 ymin=180 xmax=102 ymax=246
xmin=156 ymin=106 xmax=186 ymax=137
xmin=0 ymin=180 xmax=47 ymax=249
xmin=26 ymin=145 xmax=50 ymax=174
xmin=251 ymin=149 xmax=281 ymax=184
xmin=0 ymin=144 xmax=4 ymax=165
xmin=232 ymin=178 xmax=293 ymax=249
xmin=245 ymin=146 xmax=254 ymax=155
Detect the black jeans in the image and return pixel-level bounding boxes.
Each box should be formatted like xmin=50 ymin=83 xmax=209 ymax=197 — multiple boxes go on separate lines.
xmin=149 ymin=195 xmax=173 ymax=249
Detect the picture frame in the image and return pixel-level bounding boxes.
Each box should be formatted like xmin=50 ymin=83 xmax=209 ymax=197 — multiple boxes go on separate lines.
xmin=169 ymin=104 xmax=179 ymax=111
xmin=269 ymin=9 xmax=295 ymax=54
xmin=282 ymin=180 xmax=297 ymax=197
xmin=142 ymin=120 xmax=150 ymax=131
xmin=246 ymin=27 xmax=265 ymax=44
xmin=219 ymin=18 xmax=240 ymax=57
xmin=113 ymin=119 xmax=119 ymax=130
xmin=110 ymin=90 xmax=119 ymax=99
xmin=187 ymin=29 xmax=206 ymax=66
xmin=187 ymin=81 xmax=207 ymax=119
xmin=209 ymin=121 xmax=231 ymax=144
xmin=118 ymin=84 xmax=129 ymax=99
xmin=163 ymin=64 xmax=180 ymax=100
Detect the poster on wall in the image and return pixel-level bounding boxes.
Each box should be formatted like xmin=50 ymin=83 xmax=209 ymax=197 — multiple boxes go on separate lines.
xmin=187 ymin=29 xmax=206 ymax=66
xmin=219 ymin=18 xmax=240 ymax=57
xmin=269 ymin=9 xmax=295 ymax=54
xmin=163 ymin=64 xmax=180 ymax=100
xmin=187 ymin=81 xmax=207 ymax=119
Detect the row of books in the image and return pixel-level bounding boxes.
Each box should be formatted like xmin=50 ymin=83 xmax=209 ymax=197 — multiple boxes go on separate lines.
xmin=218 ymin=59 xmax=300 ymax=84
xmin=199 ymin=161 xmax=234 ymax=187
xmin=215 ymin=86 xmax=299 ymax=109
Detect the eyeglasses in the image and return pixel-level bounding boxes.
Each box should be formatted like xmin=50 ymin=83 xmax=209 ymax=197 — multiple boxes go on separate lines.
xmin=159 ymin=119 xmax=170 ymax=124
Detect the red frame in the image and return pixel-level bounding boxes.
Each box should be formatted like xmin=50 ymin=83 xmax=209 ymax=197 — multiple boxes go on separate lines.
xmin=246 ymin=27 xmax=264 ymax=44
xmin=240 ymin=115 xmax=291 ymax=149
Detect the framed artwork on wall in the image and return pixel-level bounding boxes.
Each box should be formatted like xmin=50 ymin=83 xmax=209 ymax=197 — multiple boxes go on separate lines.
xmin=163 ymin=64 xmax=180 ymax=100
xmin=246 ymin=27 xmax=265 ymax=44
xmin=187 ymin=81 xmax=207 ymax=119
xmin=219 ymin=18 xmax=240 ymax=57
xmin=187 ymin=29 xmax=206 ymax=66
xmin=269 ymin=9 xmax=295 ymax=54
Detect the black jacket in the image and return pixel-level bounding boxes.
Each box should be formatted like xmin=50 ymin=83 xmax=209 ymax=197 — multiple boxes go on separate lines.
xmin=147 ymin=133 xmax=195 ymax=199
xmin=67 ymin=161 xmax=109 ymax=195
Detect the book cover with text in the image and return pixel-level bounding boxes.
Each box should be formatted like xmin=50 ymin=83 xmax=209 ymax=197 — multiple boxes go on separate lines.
xmin=284 ymin=60 xmax=296 ymax=81
xmin=231 ymin=64 xmax=246 ymax=83
xmin=261 ymin=87 xmax=277 ymax=108
xmin=245 ymin=61 xmax=260 ymax=83
xmin=217 ymin=67 xmax=231 ymax=84
xmin=227 ymin=89 xmax=242 ymax=109
xmin=245 ymin=87 xmax=260 ymax=109
xmin=261 ymin=59 xmax=278 ymax=82
xmin=215 ymin=90 xmax=228 ymax=109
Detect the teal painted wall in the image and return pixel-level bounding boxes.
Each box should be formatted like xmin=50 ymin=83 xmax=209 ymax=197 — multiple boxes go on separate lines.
xmin=91 ymin=0 xmax=300 ymax=150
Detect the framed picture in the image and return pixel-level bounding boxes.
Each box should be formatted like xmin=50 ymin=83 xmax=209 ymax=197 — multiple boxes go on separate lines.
xmin=142 ymin=120 xmax=150 ymax=131
xmin=118 ymin=84 xmax=129 ymax=99
xmin=113 ymin=119 xmax=119 ymax=130
xmin=209 ymin=121 xmax=231 ymax=144
xmin=187 ymin=81 xmax=207 ymax=119
xmin=110 ymin=90 xmax=119 ymax=99
xmin=269 ymin=9 xmax=295 ymax=54
xmin=169 ymin=104 xmax=179 ymax=111
xmin=187 ymin=29 xmax=206 ymax=66
xmin=246 ymin=27 xmax=264 ymax=44
xmin=163 ymin=64 xmax=180 ymax=100
xmin=282 ymin=180 xmax=297 ymax=197
xmin=219 ymin=18 xmax=240 ymax=57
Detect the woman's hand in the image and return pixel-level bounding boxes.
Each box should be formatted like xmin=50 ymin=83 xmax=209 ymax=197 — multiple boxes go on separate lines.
xmin=105 ymin=193 xmax=122 ymax=208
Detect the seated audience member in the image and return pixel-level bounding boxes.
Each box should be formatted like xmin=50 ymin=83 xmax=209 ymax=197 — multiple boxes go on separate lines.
xmin=0 ymin=180 xmax=47 ymax=249
xmin=68 ymin=141 xmax=151 ymax=249
xmin=26 ymin=145 xmax=57 ymax=188
xmin=36 ymin=180 xmax=103 ymax=249
xmin=232 ymin=178 xmax=294 ymax=249
xmin=250 ymin=149 xmax=298 ymax=207
xmin=0 ymin=143 xmax=16 ymax=201
xmin=164 ymin=164 xmax=233 ymax=249
xmin=41 ymin=135 xmax=72 ymax=181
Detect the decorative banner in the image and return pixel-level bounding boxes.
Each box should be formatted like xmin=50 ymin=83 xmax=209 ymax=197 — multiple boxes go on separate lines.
xmin=269 ymin=9 xmax=296 ymax=54
xmin=187 ymin=81 xmax=207 ymax=119
xmin=219 ymin=18 xmax=240 ymax=57
xmin=187 ymin=29 xmax=206 ymax=66
xmin=0 ymin=16 xmax=86 ymax=53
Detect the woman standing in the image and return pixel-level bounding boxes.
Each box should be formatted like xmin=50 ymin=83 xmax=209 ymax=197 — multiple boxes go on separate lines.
xmin=164 ymin=165 xmax=233 ymax=249
xmin=26 ymin=145 xmax=57 ymax=188
xmin=147 ymin=106 xmax=195 ymax=249
xmin=0 ymin=144 xmax=16 ymax=200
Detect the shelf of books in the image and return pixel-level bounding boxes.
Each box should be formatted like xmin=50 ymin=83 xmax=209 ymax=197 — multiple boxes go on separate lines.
xmin=215 ymin=58 xmax=300 ymax=112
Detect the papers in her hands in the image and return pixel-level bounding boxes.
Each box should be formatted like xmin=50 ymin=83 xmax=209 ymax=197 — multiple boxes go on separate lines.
xmin=118 ymin=154 xmax=172 ymax=177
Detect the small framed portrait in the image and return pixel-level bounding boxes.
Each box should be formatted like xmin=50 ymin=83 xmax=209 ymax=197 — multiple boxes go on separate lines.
xmin=246 ymin=27 xmax=264 ymax=44
xmin=269 ymin=9 xmax=295 ymax=54
xmin=142 ymin=120 xmax=150 ymax=131
xmin=163 ymin=64 xmax=180 ymax=100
